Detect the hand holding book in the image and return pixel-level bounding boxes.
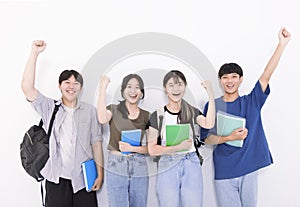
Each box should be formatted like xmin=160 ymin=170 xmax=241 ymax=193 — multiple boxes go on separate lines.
xmin=119 ymin=141 xmax=133 ymax=153
xmin=177 ymin=139 xmax=193 ymax=151
xmin=228 ymin=127 xmax=248 ymax=142
xmin=217 ymin=111 xmax=246 ymax=147
xmin=82 ymin=159 xmax=98 ymax=192
xmin=121 ymin=129 xmax=142 ymax=154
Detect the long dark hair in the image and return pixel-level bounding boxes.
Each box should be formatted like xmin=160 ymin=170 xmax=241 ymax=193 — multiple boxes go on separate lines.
xmin=163 ymin=70 xmax=194 ymax=124
xmin=119 ymin=74 xmax=145 ymax=119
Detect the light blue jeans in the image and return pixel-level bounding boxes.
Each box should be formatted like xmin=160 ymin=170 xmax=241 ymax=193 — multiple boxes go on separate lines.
xmin=106 ymin=153 xmax=149 ymax=207
xmin=156 ymin=152 xmax=203 ymax=207
xmin=214 ymin=171 xmax=258 ymax=207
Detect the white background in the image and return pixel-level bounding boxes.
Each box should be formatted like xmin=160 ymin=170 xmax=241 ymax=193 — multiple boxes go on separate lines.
xmin=1 ymin=0 xmax=299 ymax=206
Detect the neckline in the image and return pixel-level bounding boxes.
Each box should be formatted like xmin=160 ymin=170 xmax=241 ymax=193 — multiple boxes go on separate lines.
xmin=164 ymin=105 xmax=180 ymax=115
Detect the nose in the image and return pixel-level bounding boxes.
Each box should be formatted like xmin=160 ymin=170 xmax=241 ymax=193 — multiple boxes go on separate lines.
xmin=226 ymin=76 xmax=233 ymax=82
xmin=173 ymin=84 xmax=181 ymax=91
xmin=130 ymin=87 xmax=137 ymax=93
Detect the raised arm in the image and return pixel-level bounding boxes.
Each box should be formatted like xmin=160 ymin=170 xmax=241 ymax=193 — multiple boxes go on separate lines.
xmin=259 ymin=27 xmax=291 ymax=92
xmin=21 ymin=40 xmax=46 ymax=101
xmin=196 ymin=80 xmax=215 ymax=129
xmin=97 ymin=75 xmax=112 ymax=124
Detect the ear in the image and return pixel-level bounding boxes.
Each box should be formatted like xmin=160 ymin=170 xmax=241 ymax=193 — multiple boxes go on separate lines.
xmin=239 ymin=76 xmax=243 ymax=83
xmin=78 ymin=86 xmax=83 ymax=93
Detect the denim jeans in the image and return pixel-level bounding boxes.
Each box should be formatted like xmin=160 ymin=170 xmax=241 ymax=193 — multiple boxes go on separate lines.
xmin=156 ymin=152 xmax=203 ymax=207
xmin=214 ymin=170 xmax=258 ymax=207
xmin=106 ymin=153 xmax=149 ymax=207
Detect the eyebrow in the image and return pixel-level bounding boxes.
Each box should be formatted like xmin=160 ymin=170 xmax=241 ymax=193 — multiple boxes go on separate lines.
xmin=169 ymin=80 xmax=183 ymax=84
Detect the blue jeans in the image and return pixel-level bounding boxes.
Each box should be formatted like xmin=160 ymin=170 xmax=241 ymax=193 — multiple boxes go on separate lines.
xmin=156 ymin=152 xmax=203 ymax=207
xmin=106 ymin=153 xmax=149 ymax=207
xmin=215 ymin=171 xmax=258 ymax=207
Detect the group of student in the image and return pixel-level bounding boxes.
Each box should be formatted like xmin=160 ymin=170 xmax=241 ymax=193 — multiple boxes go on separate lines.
xmin=21 ymin=27 xmax=290 ymax=207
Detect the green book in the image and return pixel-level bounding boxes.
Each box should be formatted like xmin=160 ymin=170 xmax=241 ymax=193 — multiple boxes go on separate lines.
xmin=166 ymin=124 xmax=190 ymax=146
xmin=217 ymin=111 xmax=246 ymax=147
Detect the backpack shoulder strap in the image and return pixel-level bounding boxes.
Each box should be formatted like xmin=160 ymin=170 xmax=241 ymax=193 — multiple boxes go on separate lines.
xmin=153 ymin=108 xmax=164 ymax=163
xmin=46 ymin=100 xmax=60 ymax=136
xmin=157 ymin=108 xmax=164 ymax=134
xmin=191 ymin=110 xmax=204 ymax=165
xmin=156 ymin=108 xmax=164 ymax=145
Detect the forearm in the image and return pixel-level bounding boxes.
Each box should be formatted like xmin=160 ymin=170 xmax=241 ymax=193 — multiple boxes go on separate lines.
xmin=148 ymin=142 xmax=187 ymax=156
xmin=260 ymin=43 xmax=286 ymax=83
xmin=259 ymin=28 xmax=290 ymax=92
xmin=204 ymin=134 xmax=230 ymax=145
xmin=131 ymin=146 xmax=148 ymax=154
xmin=22 ymin=51 xmax=39 ymax=101
xmin=92 ymin=141 xmax=104 ymax=179
xmin=203 ymin=99 xmax=215 ymax=129
xmin=97 ymin=87 xmax=109 ymax=124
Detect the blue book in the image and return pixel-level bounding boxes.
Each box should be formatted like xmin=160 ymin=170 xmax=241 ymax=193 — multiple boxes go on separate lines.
xmin=81 ymin=159 xmax=97 ymax=192
xmin=121 ymin=129 xmax=141 ymax=154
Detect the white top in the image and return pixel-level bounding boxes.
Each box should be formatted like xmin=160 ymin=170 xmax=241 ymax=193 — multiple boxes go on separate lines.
xmin=59 ymin=106 xmax=76 ymax=179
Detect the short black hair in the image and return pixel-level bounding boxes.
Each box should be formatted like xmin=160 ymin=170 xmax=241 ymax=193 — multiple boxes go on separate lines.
xmin=218 ymin=63 xmax=243 ymax=79
xmin=58 ymin=70 xmax=83 ymax=86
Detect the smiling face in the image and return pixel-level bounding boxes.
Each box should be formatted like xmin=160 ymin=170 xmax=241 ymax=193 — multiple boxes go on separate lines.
xmin=123 ymin=78 xmax=143 ymax=104
xmin=59 ymin=75 xmax=82 ymax=107
xmin=220 ymin=72 xmax=243 ymax=96
xmin=165 ymin=77 xmax=186 ymax=104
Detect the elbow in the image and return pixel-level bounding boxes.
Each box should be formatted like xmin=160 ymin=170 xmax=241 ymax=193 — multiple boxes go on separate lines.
xmin=97 ymin=110 xmax=111 ymax=124
xmin=207 ymin=123 xmax=215 ymax=129
xmin=205 ymin=120 xmax=215 ymax=129
xmin=97 ymin=115 xmax=108 ymax=124
xmin=21 ymin=83 xmax=37 ymax=101
xmin=98 ymin=118 xmax=106 ymax=124
xmin=21 ymin=82 xmax=29 ymax=96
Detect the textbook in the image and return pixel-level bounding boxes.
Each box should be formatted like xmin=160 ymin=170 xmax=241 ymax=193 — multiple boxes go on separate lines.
xmin=166 ymin=124 xmax=190 ymax=146
xmin=82 ymin=159 xmax=97 ymax=192
xmin=217 ymin=111 xmax=246 ymax=147
xmin=121 ymin=129 xmax=142 ymax=154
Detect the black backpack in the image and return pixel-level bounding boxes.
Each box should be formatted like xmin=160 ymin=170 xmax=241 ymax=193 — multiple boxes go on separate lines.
xmin=20 ymin=101 xmax=60 ymax=182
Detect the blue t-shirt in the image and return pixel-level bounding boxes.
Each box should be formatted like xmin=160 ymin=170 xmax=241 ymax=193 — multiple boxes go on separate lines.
xmin=201 ymin=81 xmax=273 ymax=180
